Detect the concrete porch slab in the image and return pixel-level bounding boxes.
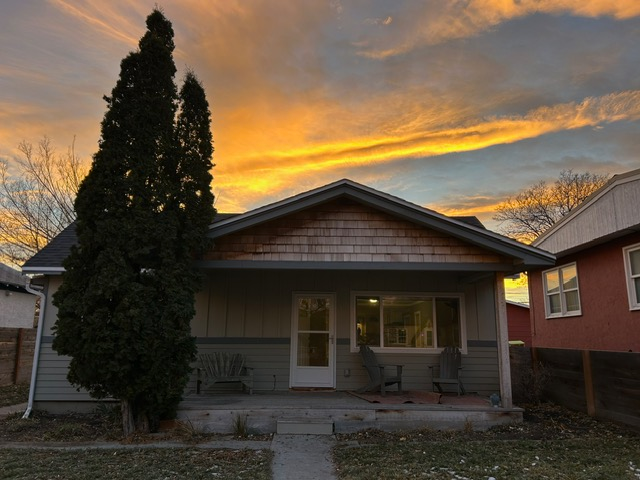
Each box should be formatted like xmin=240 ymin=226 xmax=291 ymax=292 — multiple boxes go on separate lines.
xmin=177 ymin=391 xmax=522 ymax=434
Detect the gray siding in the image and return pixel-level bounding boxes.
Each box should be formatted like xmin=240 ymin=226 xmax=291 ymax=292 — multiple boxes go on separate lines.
xmin=193 ymin=269 xmax=497 ymax=343
xmin=193 ymin=341 xmax=499 ymax=395
xmin=34 ymin=340 xmax=92 ymax=401
xmin=191 ymin=269 xmax=500 ymax=394
xmin=194 ymin=342 xmax=291 ymax=392
xmin=34 ymin=269 xmax=501 ymax=401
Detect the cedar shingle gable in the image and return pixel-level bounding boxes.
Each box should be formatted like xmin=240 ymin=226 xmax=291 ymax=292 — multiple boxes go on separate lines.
xmin=206 ymin=198 xmax=506 ymax=264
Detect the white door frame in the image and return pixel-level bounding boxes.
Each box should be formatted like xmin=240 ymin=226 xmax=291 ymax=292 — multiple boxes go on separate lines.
xmin=289 ymin=292 xmax=336 ymax=388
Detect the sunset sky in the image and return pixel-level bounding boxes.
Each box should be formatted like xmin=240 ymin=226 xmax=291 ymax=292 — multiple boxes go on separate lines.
xmin=2 ymin=1 xmax=640 ymax=246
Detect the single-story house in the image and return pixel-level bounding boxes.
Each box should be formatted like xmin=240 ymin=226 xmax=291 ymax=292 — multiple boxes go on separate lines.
xmin=23 ymin=179 xmax=555 ymax=413
xmin=529 ymin=168 xmax=640 ymax=352
xmin=0 ymin=263 xmax=36 ymax=329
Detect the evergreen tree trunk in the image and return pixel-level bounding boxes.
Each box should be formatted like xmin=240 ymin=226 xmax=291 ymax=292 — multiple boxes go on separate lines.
xmin=121 ymin=399 xmax=135 ymax=437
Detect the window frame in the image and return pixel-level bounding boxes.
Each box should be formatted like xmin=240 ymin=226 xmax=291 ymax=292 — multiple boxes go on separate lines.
xmin=350 ymin=291 xmax=467 ymax=354
xmin=542 ymin=262 xmax=582 ymax=318
xmin=623 ymin=243 xmax=640 ymax=311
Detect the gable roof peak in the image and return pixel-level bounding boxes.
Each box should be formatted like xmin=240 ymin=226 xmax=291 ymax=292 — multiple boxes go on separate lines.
xmin=210 ymin=178 xmax=554 ymax=268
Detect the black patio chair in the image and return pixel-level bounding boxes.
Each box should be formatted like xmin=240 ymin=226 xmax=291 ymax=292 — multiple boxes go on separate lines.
xmin=429 ymin=346 xmax=466 ymax=395
xmin=356 ymin=345 xmax=403 ymax=396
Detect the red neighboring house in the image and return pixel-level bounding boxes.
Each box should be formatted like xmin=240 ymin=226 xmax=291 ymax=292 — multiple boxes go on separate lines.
xmin=506 ymin=301 xmax=531 ymax=346
xmin=529 ymin=168 xmax=640 ymax=353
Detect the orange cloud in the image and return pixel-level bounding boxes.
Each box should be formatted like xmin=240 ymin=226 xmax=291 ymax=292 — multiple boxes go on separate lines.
xmin=6 ymin=1 xmax=637 ymax=219
xmin=213 ymin=90 xmax=640 ymax=211
xmin=48 ymin=0 xmax=143 ymax=48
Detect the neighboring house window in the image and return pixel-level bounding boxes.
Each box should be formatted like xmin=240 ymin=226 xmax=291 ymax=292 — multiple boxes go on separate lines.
xmin=623 ymin=244 xmax=640 ymax=310
xmin=353 ymin=293 xmax=464 ymax=352
xmin=542 ymin=263 xmax=581 ymax=317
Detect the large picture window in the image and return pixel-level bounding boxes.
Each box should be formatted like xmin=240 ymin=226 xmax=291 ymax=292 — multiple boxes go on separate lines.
xmin=543 ymin=263 xmax=581 ymax=318
xmin=354 ymin=293 xmax=464 ymax=352
xmin=623 ymin=244 xmax=640 ymax=310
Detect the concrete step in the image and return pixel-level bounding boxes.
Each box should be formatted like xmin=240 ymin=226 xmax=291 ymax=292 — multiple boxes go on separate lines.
xmin=277 ymin=417 xmax=334 ymax=435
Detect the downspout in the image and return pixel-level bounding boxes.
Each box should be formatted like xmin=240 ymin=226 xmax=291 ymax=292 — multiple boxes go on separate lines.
xmin=22 ymin=282 xmax=45 ymax=419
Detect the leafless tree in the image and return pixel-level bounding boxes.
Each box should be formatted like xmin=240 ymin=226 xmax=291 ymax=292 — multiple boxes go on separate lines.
xmin=0 ymin=136 xmax=87 ymax=266
xmin=493 ymin=170 xmax=610 ymax=243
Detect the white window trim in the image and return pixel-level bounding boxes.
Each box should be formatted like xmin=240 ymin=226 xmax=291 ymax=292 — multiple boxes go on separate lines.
xmin=623 ymin=243 xmax=640 ymax=311
xmin=542 ymin=262 xmax=582 ymax=318
xmin=350 ymin=291 xmax=467 ymax=354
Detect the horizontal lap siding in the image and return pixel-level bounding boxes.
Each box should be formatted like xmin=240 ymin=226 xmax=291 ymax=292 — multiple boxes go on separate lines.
xmin=34 ymin=340 xmax=92 ymax=401
xmin=194 ymin=342 xmax=291 ymax=392
xmin=35 ymin=341 xmax=500 ymax=400
xmin=200 ymin=341 xmax=500 ymax=395
xmin=336 ymin=344 xmax=499 ymax=395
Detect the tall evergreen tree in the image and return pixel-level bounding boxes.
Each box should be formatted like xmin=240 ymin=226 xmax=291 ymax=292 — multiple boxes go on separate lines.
xmin=52 ymin=9 xmax=215 ymax=435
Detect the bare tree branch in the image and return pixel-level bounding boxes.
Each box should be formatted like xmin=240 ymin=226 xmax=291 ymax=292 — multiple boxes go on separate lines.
xmin=0 ymin=136 xmax=88 ymax=266
xmin=493 ymin=170 xmax=610 ymax=243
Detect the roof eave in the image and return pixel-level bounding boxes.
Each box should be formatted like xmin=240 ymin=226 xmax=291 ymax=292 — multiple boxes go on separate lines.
xmin=22 ymin=266 xmax=65 ymax=275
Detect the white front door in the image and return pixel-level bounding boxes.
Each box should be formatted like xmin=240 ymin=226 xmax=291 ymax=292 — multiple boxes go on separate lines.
xmin=290 ymin=293 xmax=336 ymax=388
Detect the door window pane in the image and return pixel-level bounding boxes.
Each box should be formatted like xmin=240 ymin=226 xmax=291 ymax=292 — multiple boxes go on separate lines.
xmin=298 ymin=298 xmax=329 ymax=331
xmin=297 ymin=332 xmax=329 ymax=367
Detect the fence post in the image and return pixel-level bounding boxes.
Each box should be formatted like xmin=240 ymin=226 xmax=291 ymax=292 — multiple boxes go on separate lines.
xmin=582 ymin=349 xmax=596 ymax=416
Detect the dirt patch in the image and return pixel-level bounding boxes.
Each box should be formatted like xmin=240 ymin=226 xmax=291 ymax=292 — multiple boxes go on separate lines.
xmin=0 ymin=407 xmax=273 ymax=444
xmin=0 ymin=383 xmax=29 ymax=408
xmin=336 ymin=402 xmax=639 ymax=443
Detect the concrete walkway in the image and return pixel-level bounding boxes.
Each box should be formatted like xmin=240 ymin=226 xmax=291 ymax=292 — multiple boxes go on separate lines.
xmin=271 ymin=434 xmax=338 ymax=480
xmin=0 ymin=402 xmax=26 ymax=419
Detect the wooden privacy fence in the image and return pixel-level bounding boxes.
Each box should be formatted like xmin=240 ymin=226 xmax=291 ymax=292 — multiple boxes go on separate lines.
xmin=0 ymin=328 xmax=36 ymax=386
xmin=512 ymin=347 xmax=640 ymax=429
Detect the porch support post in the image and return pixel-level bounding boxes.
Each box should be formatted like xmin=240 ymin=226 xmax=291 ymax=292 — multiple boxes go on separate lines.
xmin=494 ymin=272 xmax=513 ymax=408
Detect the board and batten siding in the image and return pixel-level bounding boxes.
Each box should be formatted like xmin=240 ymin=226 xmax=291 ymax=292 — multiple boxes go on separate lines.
xmin=205 ymin=198 xmax=509 ymax=264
